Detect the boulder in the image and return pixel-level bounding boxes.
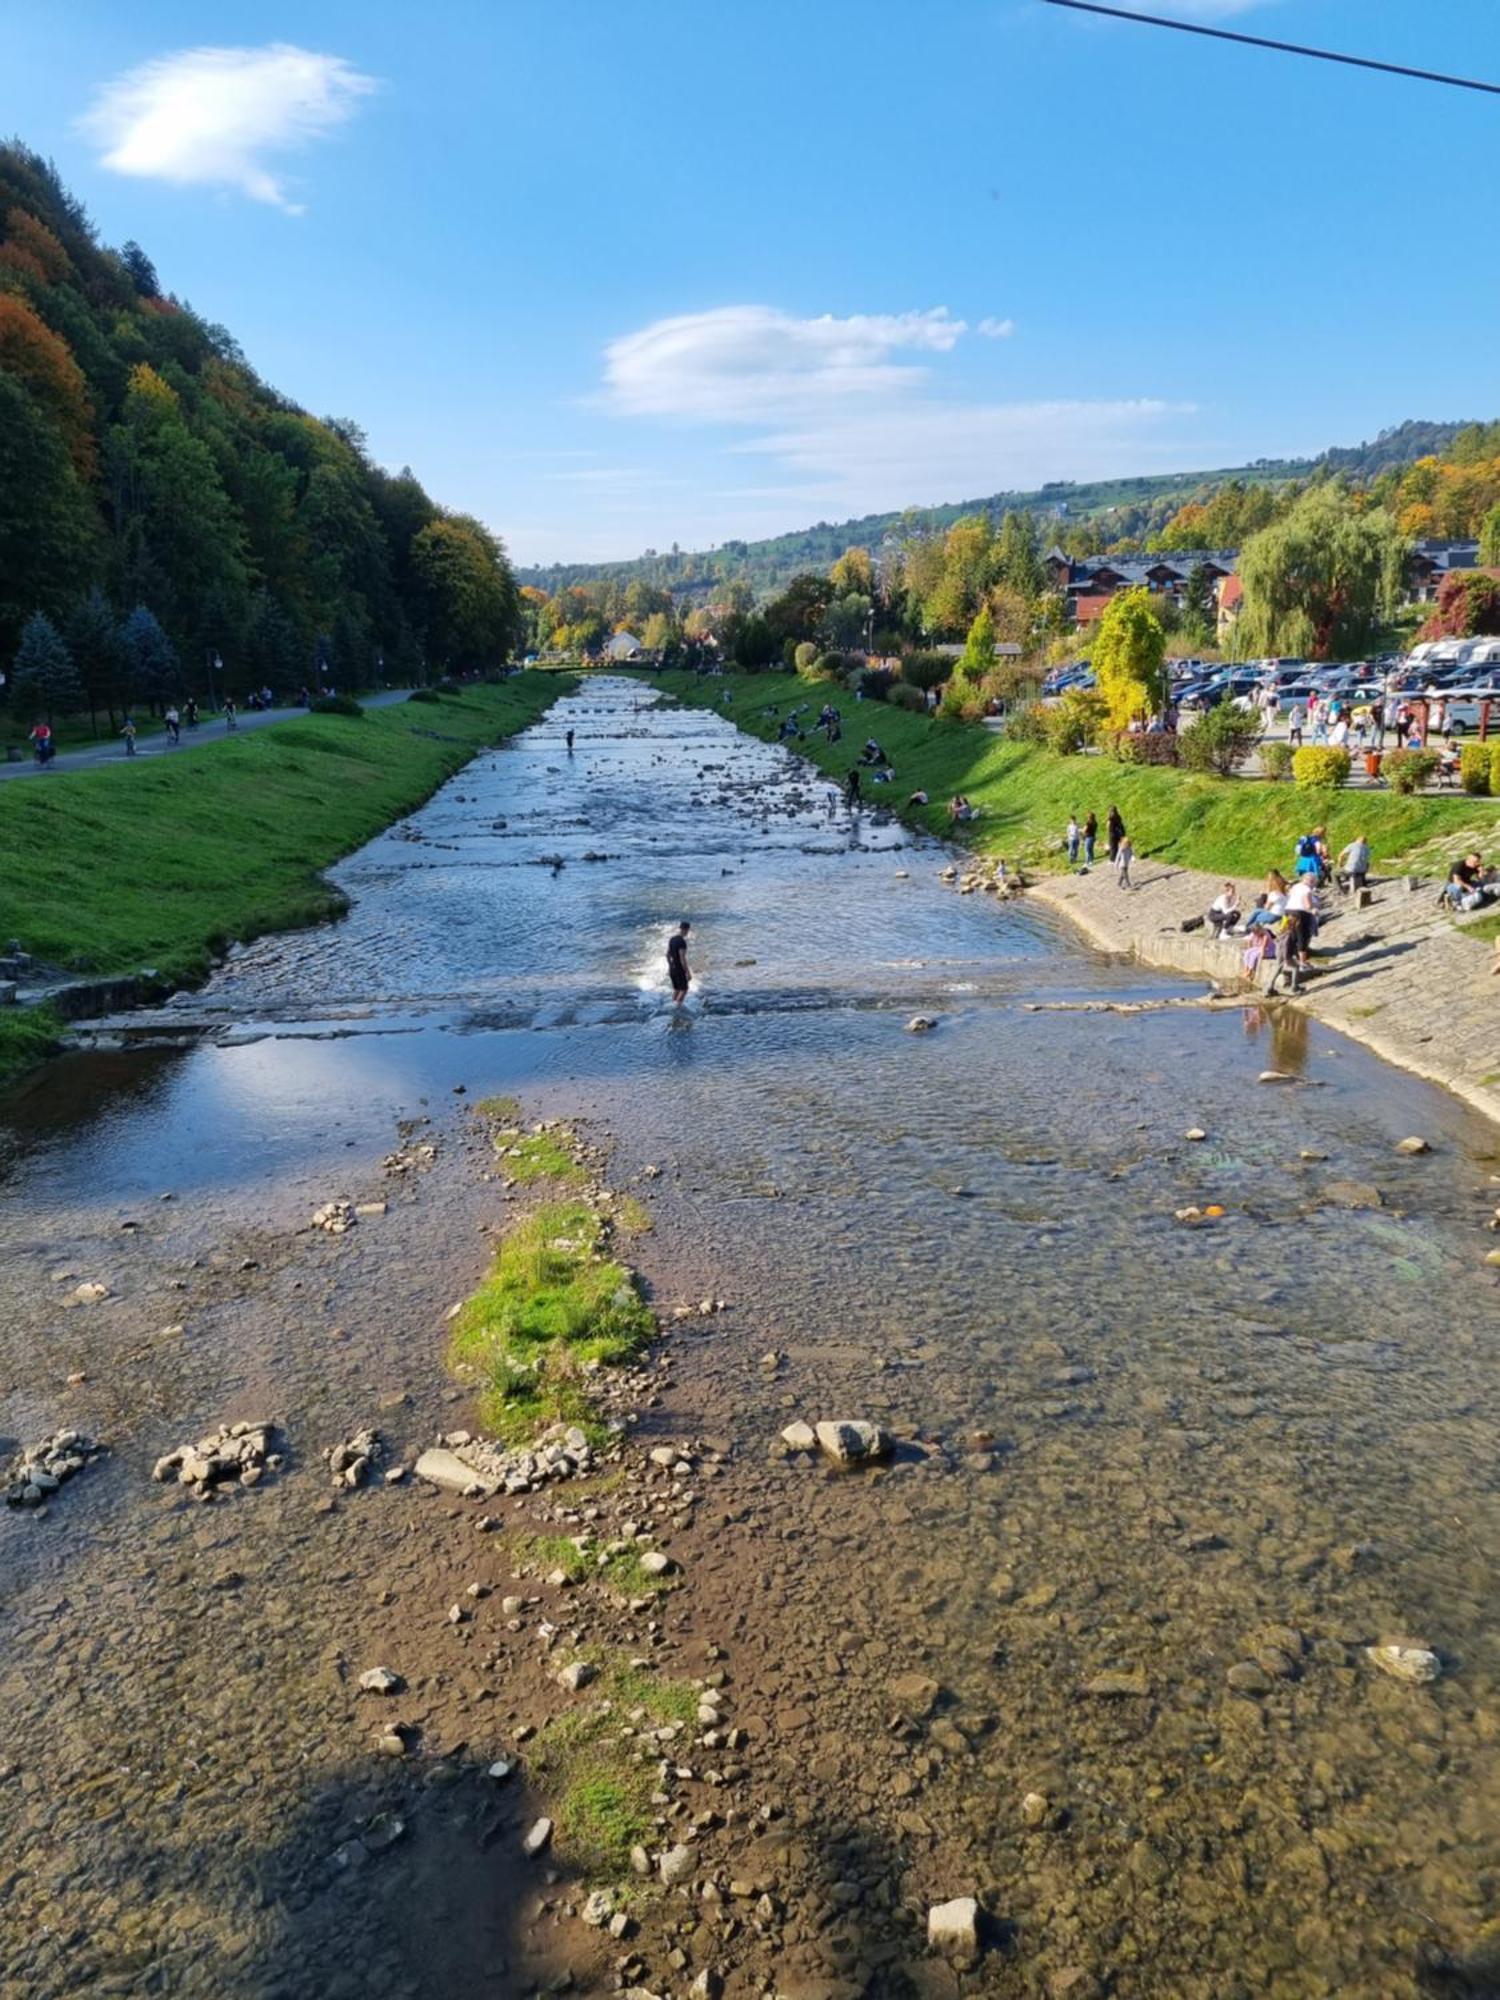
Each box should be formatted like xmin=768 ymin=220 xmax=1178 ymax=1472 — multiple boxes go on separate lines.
xmin=413 ymin=1447 xmax=496 ymax=1497
xmin=814 ymin=1420 xmax=892 ymax=1467
xmin=1367 ymin=1643 xmax=1441 ymax=1685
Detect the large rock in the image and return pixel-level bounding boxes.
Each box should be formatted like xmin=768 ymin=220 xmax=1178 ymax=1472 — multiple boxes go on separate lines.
xmin=888 ymin=1672 xmax=942 ymax=1719
xmin=658 ymin=1842 xmax=695 ymax=1886
xmin=413 ymin=1447 xmax=496 ymax=1498
xmin=779 ymin=1421 xmax=816 ymax=1452
xmin=814 ymin=1420 xmax=892 ymax=1468
xmin=927 ymin=1896 xmax=980 ymax=1964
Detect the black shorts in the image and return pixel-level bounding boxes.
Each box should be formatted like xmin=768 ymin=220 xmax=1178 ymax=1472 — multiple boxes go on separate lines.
xmin=669 ymin=971 xmax=688 ymax=994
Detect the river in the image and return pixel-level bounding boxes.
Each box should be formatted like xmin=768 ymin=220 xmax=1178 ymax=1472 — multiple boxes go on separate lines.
xmin=2 ymin=676 xmax=1498 ymax=1999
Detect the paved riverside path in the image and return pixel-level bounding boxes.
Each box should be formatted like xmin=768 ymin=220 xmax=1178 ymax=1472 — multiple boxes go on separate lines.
xmin=0 ymin=689 xmax=412 ymax=781
xmin=1027 ymin=845 xmax=1500 ymax=1128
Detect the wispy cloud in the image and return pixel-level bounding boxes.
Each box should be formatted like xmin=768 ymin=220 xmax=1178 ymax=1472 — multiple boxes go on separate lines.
xmin=977 ymin=316 xmax=1016 ymax=339
xmin=604 ymin=305 xmax=970 ymax=422
xmin=79 ymin=43 xmax=377 ymax=212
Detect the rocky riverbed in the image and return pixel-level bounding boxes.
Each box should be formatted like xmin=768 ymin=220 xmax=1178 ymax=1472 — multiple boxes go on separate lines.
xmin=3 ymin=678 xmax=1500 ymax=1998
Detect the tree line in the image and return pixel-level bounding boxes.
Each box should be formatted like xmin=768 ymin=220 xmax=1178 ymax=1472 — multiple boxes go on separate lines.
xmin=0 ymin=144 xmax=520 ymax=726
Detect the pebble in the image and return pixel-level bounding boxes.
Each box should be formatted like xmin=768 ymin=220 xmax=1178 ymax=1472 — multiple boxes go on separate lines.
xmin=779 ymin=1421 xmax=816 ymax=1451
xmin=1184 ymin=1128 xmax=1207 ymax=1142
xmin=638 ymin=1551 xmax=674 ymax=1577
xmin=4 ymin=1429 xmax=108 ymax=1509
xmin=1367 ymin=1643 xmax=1442 ymax=1685
xmin=658 ymin=1842 xmax=695 ymax=1886
xmin=357 ymin=1667 xmax=404 ymax=1696
xmin=557 ymin=1660 xmax=598 ymax=1692
xmin=906 ymin=1016 xmax=938 ymax=1033
xmin=1081 ymin=1670 xmax=1151 ymax=1699
xmin=522 ymin=1818 xmax=553 ymax=1857
xmin=1226 ymin=1661 xmax=1274 ymax=1695
xmin=152 ymin=1421 xmax=279 ymax=1497
xmin=1396 ymin=1136 xmax=1431 ymax=1155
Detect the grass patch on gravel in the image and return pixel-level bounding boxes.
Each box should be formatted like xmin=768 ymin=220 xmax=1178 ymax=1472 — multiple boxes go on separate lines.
xmin=448 ymin=1198 xmax=654 ymax=1441
xmin=511 ymin=1532 xmax=672 ymax=1597
xmin=652 ymin=670 xmax=1500 ymax=881
xmin=534 ymin=1660 xmax=700 ymax=1877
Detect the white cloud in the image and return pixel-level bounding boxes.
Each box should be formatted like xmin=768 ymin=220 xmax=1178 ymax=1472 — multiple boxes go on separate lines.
xmin=603 ymin=305 xmax=969 ymax=422
xmin=80 ymin=43 xmax=377 ymax=212
xmin=978 ymin=316 xmax=1016 ymax=339
xmin=735 ymin=398 xmax=1198 ymax=515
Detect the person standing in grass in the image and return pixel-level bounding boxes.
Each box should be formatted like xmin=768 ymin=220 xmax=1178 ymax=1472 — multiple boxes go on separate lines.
xmin=1066 ymin=812 xmax=1080 ymax=866
xmin=1114 ymin=834 xmax=1135 ymax=890
xmin=666 ymin=921 xmax=692 ymax=1007
xmin=1082 ymin=811 xmax=1097 ymax=867
xmin=1106 ymin=805 xmax=1125 ymax=863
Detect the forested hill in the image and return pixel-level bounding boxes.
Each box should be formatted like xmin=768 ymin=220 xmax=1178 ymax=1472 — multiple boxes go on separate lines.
xmin=0 ymin=144 xmax=518 ymax=708
xmin=517 ymin=419 xmax=1469 ymax=603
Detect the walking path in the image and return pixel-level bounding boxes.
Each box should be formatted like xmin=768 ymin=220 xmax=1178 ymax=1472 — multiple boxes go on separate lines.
xmin=0 ymin=690 xmax=411 ymax=781
xmin=1028 ymin=852 xmax=1500 ymax=1127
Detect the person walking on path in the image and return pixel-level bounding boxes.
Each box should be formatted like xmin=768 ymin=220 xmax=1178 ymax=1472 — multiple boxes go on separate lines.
xmin=224 ymin=697 xmax=237 ymax=731
xmin=185 ymin=696 xmax=199 ymax=730
xmin=165 ymin=704 xmax=181 ymax=746
xmin=1082 ymin=811 xmax=1097 ymax=867
xmin=120 ymin=715 xmax=137 ymax=757
xmin=1114 ymin=834 xmax=1135 ymax=890
xmin=1106 ymin=805 xmax=1126 ymax=864
xmin=666 ymin=921 xmax=692 ymax=1007
xmin=1066 ymin=813 xmax=1080 ymax=867
xmin=1287 ymin=702 xmax=1305 ymax=749
xmin=844 ymin=766 xmax=862 ymax=808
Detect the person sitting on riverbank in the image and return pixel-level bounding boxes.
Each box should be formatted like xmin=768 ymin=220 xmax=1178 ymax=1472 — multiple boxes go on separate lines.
xmin=948 ymin=794 xmax=978 ymax=824
xmin=907 ymin=789 xmax=930 ymax=808
xmin=1207 ymin=882 xmax=1242 ymax=937
xmin=1264 ymin=868 xmax=1290 ymax=917
xmin=1336 ymin=833 xmax=1371 ymax=895
xmin=1440 ymin=852 xmax=1497 ymax=913
xmin=859 ymin=738 xmax=884 ymax=766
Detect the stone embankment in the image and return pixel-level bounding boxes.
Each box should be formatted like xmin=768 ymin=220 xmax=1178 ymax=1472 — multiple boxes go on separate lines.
xmin=1024 ymin=854 xmax=1500 ymax=1127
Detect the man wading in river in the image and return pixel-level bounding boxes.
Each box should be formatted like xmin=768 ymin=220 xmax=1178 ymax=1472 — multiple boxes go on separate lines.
xmin=667 ymin=921 xmax=692 ymax=1006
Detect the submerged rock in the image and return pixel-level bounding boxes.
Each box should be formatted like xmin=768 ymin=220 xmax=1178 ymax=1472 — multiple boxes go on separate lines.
xmin=1367 ymin=1643 xmax=1442 ymax=1685
xmin=814 ymin=1420 xmax=892 ymax=1467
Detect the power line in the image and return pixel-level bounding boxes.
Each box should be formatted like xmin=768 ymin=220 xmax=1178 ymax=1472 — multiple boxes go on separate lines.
xmin=1039 ymin=0 xmax=1500 ymax=98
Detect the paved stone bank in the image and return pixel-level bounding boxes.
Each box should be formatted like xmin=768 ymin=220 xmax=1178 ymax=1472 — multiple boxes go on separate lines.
xmin=1028 ymin=857 xmax=1500 ymax=1128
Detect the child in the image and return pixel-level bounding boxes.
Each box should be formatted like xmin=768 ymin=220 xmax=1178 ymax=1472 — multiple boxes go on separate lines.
xmin=1115 ymin=835 xmax=1134 ymax=890
xmin=1066 ymin=813 xmax=1080 ymax=866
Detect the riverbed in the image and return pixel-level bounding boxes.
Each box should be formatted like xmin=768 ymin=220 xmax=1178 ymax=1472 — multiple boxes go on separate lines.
xmin=3 ymin=676 xmax=1498 ymax=1999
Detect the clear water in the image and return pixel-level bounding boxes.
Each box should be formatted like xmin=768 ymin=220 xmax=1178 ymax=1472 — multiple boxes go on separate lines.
xmin=3 ymin=677 xmax=1499 ymax=1998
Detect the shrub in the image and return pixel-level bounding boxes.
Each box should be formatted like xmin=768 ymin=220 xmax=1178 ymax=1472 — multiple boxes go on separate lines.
xmin=311 ymin=693 xmax=364 ymax=718
xmin=1381 ymin=748 xmax=1438 ymax=795
xmin=1292 ymin=745 xmax=1351 ymax=788
xmin=407 ymin=687 xmax=442 ymax=704
xmin=1044 ymin=686 xmax=1108 ymax=754
xmin=436 ymin=677 xmax=461 ymax=695
xmin=1005 ymin=702 xmax=1050 ymax=746
xmin=1109 ymin=729 xmax=1180 ymax=766
xmin=858 ymin=667 xmax=895 ymax=702
xmin=793 ymin=640 xmax=818 ymax=673
xmin=1460 ymin=744 xmax=1492 ymax=796
xmin=887 ymin=681 xmax=926 ymax=713
xmin=1492 ymin=740 xmax=1500 ymax=795
xmin=813 ymin=652 xmax=851 ymax=682
xmin=1179 ymin=703 xmax=1261 ymax=777
xmin=1260 ymin=740 xmax=1295 ymax=781
xmin=901 ymin=650 xmax=951 ymax=694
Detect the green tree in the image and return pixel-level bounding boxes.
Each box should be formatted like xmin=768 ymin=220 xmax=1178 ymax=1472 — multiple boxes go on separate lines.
xmin=993 ymin=510 xmax=1043 ymax=601
xmin=63 ymin=586 xmax=124 ymax=729
xmin=11 ymin=611 xmax=83 ymax=722
xmin=1092 ymin=588 xmax=1168 ymax=727
xmin=1480 ymin=503 xmax=1500 ymax=568
xmin=822 ymin=592 xmax=872 ymax=650
xmin=0 ymin=372 xmax=97 ymax=659
xmin=410 ymin=515 xmax=519 ymax=672
xmin=120 ymin=604 xmax=177 ymax=709
xmin=829 ymin=545 xmax=874 ymax=597
xmin=1234 ymin=485 xmax=1407 ymax=661
xmin=956 ymin=604 xmax=996 ymax=684
xmin=731 ymin=613 xmax=777 ymax=669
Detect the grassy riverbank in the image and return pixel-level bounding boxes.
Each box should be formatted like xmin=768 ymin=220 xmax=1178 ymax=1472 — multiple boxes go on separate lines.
xmin=651 ymin=669 xmax=1500 ymax=880
xmin=0 ymin=672 xmax=570 ymax=1083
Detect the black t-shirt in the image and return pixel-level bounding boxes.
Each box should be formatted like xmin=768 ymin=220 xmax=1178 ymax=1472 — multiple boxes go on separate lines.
xmin=667 ymin=932 xmax=689 ymax=979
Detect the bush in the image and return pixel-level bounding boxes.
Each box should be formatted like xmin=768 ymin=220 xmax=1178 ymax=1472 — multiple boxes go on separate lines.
xmin=1381 ymin=748 xmax=1438 ymax=795
xmin=901 ymin=650 xmax=951 ymax=694
xmin=793 ymin=641 xmax=818 ymax=673
xmin=1110 ymin=729 xmax=1180 ymax=766
xmin=813 ymin=652 xmax=852 ymax=682
xmin=407 ymin=687 xmax=443 ymax=704
xmin=311 ymin=693 xmax=364 ymax=718
xmin=1178 ymin=703 xmax=1261 ymax=777
xmin=1260 ymin=740 xmax=1295 ymax=780
xmin=858 ymin=667 xmax=895 ymax=702
xmin=1044 ymin=686 xmax=1108 ymax=754
xmin=887 ymin=681 xmax=926 ymax=713
xmin=1492 ymin=741 xmax=1500 ymax=796
xmin=1005 ymin=702 xmax=1051 ymax=746
xmin=1460 ymin=744 xmax=1492 ymax=796
xmin=1292 ymin=745 xmax=1351 ymax=788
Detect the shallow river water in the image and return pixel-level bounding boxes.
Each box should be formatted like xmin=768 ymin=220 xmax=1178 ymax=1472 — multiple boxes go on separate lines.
xmin=3 ymin=677 xmax=1500 ymax=2000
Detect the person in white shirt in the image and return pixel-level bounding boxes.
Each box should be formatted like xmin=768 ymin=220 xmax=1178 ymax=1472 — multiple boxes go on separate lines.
xmin=1284 ymin=874 xmax=1319 ymax=970
xmin=1207 ymin=881 xmax=1241 ymax=936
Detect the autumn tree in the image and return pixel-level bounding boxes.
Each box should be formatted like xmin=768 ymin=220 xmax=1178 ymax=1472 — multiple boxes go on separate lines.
xmin=829 ymin=545 xmax=874 ymax=597
xmin=0 ymin=291 xmax=95 ymax=476
xmin=956 ymin=605 xmax=996 ymax=684
xmin=1092 ymin=589 xmax=1168 ymax=727
xmin=410 ymin=515 xmax=520 ymax=673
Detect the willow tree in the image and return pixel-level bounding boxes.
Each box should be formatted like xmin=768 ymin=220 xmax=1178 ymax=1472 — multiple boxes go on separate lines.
xmin=1233 ymin=485 xmax=1408 ymax=661
xmin=1092 ymin=588 xmax=1168 ymax=727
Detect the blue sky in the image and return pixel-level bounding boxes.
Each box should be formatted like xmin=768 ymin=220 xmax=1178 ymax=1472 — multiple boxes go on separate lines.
xmin=7 ymin=2 xmax=1499 ymax=564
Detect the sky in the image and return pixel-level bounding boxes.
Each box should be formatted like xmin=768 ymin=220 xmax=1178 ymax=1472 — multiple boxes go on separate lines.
xmin=6 ymin=1 xmax=1500 ymax=566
